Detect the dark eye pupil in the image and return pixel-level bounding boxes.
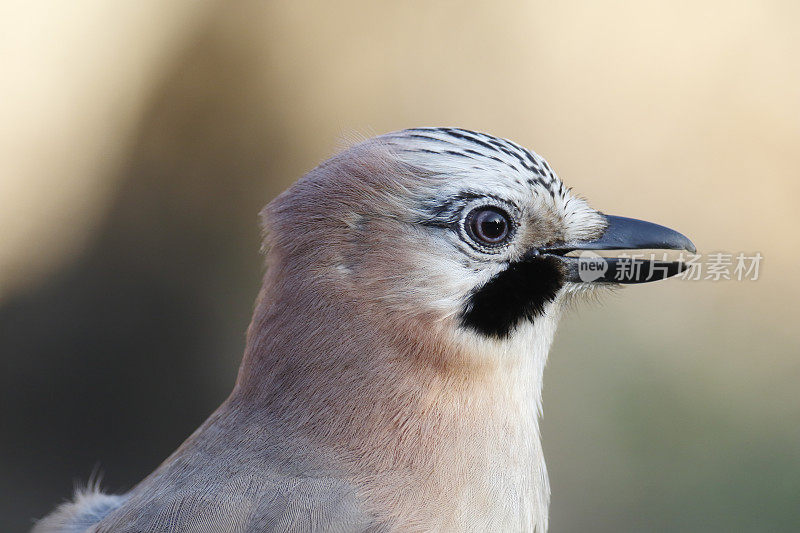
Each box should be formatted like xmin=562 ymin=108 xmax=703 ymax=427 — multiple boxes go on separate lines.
xmin=470 ymin=208 xmax=510 ymax=244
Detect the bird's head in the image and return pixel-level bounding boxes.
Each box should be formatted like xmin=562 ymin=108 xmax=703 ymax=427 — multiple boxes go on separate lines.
xmin=257 ymin=128 xmax=694 ymax=370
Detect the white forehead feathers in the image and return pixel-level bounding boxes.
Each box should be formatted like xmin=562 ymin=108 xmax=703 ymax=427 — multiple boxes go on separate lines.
xmin=379 ymin=127 xmax=602 ymax=243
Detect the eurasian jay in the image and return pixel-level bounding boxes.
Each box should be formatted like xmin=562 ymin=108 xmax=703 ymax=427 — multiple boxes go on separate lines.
xmin=35 ymin=128 xmax=694 ymax=532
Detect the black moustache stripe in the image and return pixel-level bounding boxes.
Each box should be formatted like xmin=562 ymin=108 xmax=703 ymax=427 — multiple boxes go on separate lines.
xmin=460 ymin=256 xmax=565 ymax=338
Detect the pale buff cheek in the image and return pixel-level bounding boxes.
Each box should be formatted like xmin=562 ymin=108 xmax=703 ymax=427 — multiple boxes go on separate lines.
xmin=343 ymin=228 xmax=485 ymax=321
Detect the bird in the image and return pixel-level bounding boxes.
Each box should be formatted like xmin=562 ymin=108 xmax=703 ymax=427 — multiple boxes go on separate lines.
xmin=34 ymin=128 xmax=695 ymax=533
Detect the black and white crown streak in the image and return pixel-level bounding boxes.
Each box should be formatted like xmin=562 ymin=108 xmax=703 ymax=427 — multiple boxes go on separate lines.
xmin=385 ymin=127 xmax=566 ymax=201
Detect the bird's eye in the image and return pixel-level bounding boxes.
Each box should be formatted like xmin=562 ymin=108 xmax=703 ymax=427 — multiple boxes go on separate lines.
xmin=466 ymin=207 xmax=511 ymax=246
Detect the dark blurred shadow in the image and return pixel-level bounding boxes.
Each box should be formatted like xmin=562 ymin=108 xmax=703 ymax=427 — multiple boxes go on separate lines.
xmin=0 ymin=7 xmax=298 ymax=529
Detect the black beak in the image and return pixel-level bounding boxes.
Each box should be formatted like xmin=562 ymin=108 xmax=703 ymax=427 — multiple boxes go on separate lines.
xmin=537 ymin=215 xmax=696 ymax=284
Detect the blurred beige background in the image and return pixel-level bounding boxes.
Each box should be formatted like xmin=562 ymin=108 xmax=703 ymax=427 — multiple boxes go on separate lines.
xmin=2 ymin=1 xmax=798 ymax=531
